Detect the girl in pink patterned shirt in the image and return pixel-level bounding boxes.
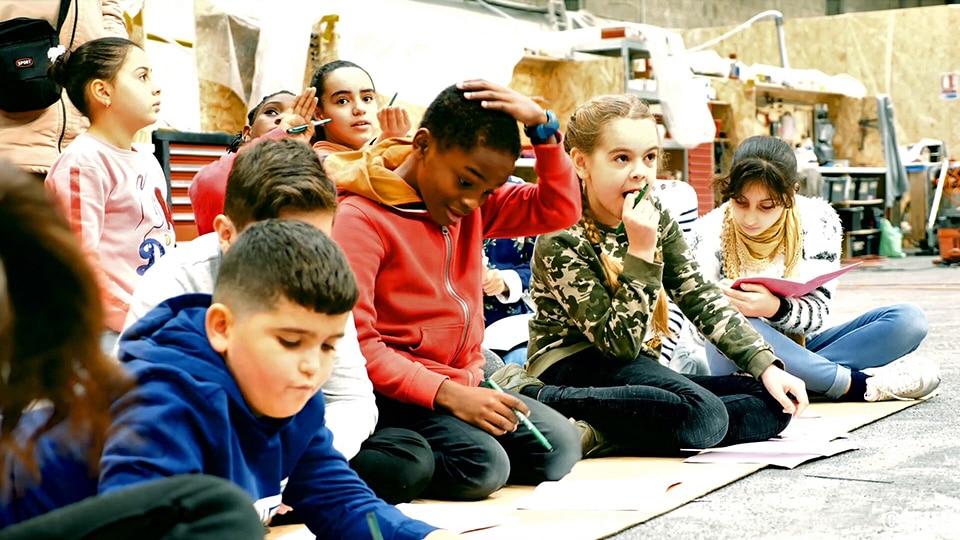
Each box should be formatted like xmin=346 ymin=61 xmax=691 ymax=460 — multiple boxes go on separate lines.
xmin=45 ymin=37 xmax=175 ymax=345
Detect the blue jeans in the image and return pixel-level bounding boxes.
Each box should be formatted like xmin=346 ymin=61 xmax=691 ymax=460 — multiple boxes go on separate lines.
xmin=535 ymin=348 xmax=791 ymax=456
xmin=707 ymin=303 xmax=927 ymax=398
xmin=375 ymin=391 xmax=581 ymax=501
xmin=501 ymin=346 xmax=528 ymax=366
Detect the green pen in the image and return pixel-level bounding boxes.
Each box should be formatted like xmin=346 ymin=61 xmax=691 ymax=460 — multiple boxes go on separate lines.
xmin=366 ymin=511 xmax=384 ymax=540
xmin=286 ymin=118 xmax=331 ymax=134
xmin=615 ymin=183 xmax=649 ymax=234
xmin=485 ymin=379 xmax=554 ymax=452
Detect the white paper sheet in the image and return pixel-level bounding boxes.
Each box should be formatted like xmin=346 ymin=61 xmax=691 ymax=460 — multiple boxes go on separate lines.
xmin=514 ymin=477 xmax=679 ymax=511
xmin=683 ymin=437 xmax=859 ymax=469
xmin=395 ymin=503 xmax=513 ymax=534
xmin=481 ymin=313 xmax=534 ymax=352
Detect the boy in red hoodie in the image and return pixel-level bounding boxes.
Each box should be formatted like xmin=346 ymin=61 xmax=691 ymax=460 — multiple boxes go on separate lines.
xmin=327 ymin=80 xmax=582 ymax=500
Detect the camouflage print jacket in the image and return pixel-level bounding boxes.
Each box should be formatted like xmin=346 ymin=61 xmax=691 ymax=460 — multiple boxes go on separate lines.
xmin=526 ymin=201 xmax=779 ymax=379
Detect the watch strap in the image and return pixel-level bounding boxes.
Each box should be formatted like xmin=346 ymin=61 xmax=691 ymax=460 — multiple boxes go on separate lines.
xmin=524 ymin=110 xmax=560 ymax=145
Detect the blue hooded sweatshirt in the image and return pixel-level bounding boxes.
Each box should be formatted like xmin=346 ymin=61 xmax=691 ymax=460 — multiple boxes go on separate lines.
xmin=94 ymin=294 xmax=435 ymax=539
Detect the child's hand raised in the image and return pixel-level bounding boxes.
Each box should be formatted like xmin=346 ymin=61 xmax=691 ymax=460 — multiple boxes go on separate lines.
xmin=279 ymin=87 xmax=319 ymax=142
xmin=458 ymin=79 xmax=549 ymax=129
xmin=377 ymin=106 xmax=411 ymax=140
xmin=622 ymin=188 xmax=659 ymax=262
xmin=434 ymin=379 xmax=524 ymax=436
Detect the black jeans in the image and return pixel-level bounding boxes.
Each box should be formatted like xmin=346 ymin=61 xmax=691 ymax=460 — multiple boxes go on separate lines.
xmin=536 ymin=348 xmax=791 ymax=456
xmin=349 ymin=427 xmax=435 ymax=504
xmin=0 ymin=475 xmax=264 ymax=540
xmin=375 ymin=391 xmax=581 ymax=501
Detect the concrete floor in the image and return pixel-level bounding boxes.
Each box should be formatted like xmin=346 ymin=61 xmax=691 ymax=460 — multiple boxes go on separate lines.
xmin=611 ymin=255 xmax=960 ymax=540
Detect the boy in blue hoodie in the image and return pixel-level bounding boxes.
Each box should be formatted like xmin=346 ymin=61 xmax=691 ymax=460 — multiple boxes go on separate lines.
xmin=108 ymin=219 xmax=458 ymax=539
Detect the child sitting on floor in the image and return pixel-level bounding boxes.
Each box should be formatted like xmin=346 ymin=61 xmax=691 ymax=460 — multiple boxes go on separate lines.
xmin=126 ymin=138 xmax=433 ymax=505
xmin=112 ymin=219 xmax=460 ymax=539
xmin=495 ymin=94 xmax=807 ymax=459
xmin=326 ymin=79 xmax=583 ymax=501
xmin=687 ymin=135 xmax=940 ymax=401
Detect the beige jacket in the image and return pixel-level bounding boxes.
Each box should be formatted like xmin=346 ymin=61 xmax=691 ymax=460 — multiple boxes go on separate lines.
xmin=0 ymin=0 xmax=126 ymax=174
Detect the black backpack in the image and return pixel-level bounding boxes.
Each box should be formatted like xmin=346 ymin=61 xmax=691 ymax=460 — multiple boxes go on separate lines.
xmin=0 ymin=1 xmax=71 ymax=113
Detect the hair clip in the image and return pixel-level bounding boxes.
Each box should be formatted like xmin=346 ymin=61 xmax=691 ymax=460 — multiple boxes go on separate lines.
xmin=47 ymin=45 xmax=66 ymax=63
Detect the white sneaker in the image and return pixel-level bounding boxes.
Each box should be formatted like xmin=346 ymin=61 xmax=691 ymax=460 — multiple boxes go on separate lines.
xmin=863 ymin=356 xmax=942 ymax=402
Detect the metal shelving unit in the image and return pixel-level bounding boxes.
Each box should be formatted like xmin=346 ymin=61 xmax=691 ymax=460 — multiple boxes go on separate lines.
xmin=572 ymin=38 xmax=691 ymax=182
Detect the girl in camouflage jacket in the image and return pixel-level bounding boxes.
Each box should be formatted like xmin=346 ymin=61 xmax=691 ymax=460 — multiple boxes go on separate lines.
xmin=520 ymin=95 xmax=807 ymax=457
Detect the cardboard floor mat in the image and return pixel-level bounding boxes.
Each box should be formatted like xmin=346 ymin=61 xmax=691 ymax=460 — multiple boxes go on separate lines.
xmin=266 ymin=400 xmax=921 ymax=540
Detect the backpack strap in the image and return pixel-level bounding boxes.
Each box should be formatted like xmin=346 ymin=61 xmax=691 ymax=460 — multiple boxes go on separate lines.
xmin=55 ymin=0 xmax=71 ymax=32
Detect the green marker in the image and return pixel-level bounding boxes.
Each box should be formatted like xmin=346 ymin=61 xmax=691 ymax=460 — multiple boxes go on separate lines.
xmin=366 ymin=511 xmax=384 ymax=540
xmin=615 ymin=183 xmax=650 ymax=234
xmin=485 ymin=379 xmax=554 ymax=452
xmin=286 ymin=118 xmax=331 ymax=134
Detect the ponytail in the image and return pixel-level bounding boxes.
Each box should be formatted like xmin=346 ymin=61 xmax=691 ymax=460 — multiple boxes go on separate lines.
xmin=46 ymin=37 xmax=137 ymax=117
xmin=47 ymin=45 xmax=69 ymax=87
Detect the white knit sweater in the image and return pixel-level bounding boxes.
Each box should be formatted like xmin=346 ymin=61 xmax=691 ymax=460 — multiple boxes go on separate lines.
xmin=690 ymin=195 xmax=843 ymax=336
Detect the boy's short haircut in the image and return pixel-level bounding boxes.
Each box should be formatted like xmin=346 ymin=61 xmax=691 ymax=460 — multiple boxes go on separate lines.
xmin=420 ymin=84 xmax=521 ymax=159
xmin=223 ymin=138 xmax=337 ymax=231
xmin=213 ymin=219 xmax=358 ymax=316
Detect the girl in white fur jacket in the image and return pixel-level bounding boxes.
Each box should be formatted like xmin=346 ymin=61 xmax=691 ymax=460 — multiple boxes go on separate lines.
xmin=686 ymin=136 xmax=940 ymax=402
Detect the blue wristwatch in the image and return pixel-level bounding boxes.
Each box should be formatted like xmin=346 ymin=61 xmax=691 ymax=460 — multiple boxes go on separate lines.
xmin=524 ymin=110 xmax=560 ymax=145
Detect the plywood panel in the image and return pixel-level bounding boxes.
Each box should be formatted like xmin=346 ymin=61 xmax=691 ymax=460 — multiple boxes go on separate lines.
xmin=711 ymin=80 xmax=887 ymax=173
xmin=509 ymin=54 xmax=624 ymax=145
xmin=682 ymin=5 xmax=960 ymax=163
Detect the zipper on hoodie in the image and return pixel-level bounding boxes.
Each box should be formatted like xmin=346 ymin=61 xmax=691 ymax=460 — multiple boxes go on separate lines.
xmin=442 ymin=226 xmax=472 ymax=384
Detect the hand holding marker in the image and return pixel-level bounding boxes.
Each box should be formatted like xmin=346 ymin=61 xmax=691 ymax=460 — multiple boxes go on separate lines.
xmin=615 ymin=183 xmax=649 ymax=234
xmin=368 ymin=92 xmax=399 ymax=146
xmin=286 ymin=118 xmax=332 ymax=134
xmin=485 ymin=379 xmax=553 ymax=451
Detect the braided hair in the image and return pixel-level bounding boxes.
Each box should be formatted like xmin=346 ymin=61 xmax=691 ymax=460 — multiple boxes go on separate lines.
xmin=567 ymin=94 xmax=671 ymax=338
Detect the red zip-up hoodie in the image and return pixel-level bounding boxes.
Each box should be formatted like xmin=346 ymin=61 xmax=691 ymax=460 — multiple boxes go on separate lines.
xmin=328 ymin=139 xmax=580 ymax=409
